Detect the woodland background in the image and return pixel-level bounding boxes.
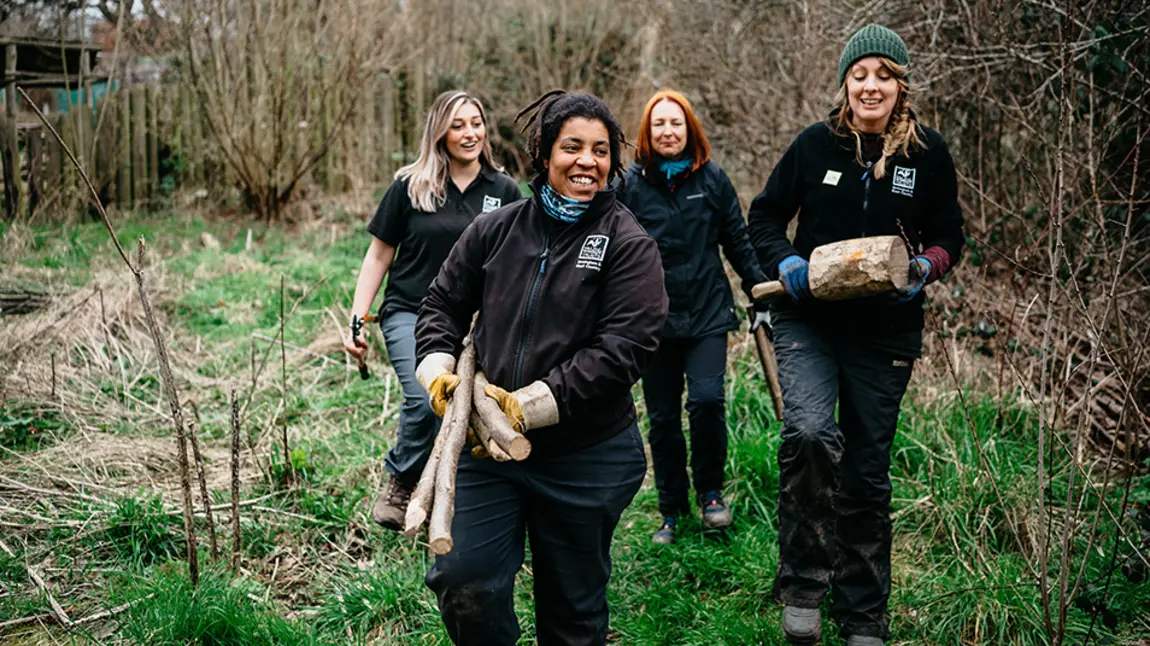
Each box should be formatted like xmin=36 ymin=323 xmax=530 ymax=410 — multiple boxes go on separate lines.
xmin=0 ymin=1 xmax=1147 ymax=644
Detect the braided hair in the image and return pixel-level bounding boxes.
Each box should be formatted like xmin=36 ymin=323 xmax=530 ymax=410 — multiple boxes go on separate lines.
xmin=833 ymin=57 xmax=924 ymax=180
xmin=515 ymin=90 xmax=627 ymax=184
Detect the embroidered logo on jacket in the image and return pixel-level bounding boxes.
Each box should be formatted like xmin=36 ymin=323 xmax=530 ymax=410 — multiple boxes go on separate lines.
xmin=481 ymin=195 xmax=502 ymax=213
xmin=892 ymin=166 xmax=916 ymax=197
xmin=576 ymin=235 xmax=610 ymax=271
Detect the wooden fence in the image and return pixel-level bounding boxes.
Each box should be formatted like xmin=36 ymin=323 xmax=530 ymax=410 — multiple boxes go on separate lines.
xmin=0 ymin=72 xmax=422 ymax=220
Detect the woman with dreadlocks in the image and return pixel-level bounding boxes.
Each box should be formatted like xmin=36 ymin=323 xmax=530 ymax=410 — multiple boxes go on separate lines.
xmin=746 ymin=25 xmax=964 ymax=646
xmin=413 ymin=91 xmax=667 ymax=645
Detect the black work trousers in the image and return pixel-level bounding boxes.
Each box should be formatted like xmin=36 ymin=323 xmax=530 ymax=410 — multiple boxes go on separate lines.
xmin=770 ymin=314 xmax=914 ymax=640
xmin=641 ymin=334 xmax=728 ymax=517
xmin=425 ymin=421 xmax=646 ymax=646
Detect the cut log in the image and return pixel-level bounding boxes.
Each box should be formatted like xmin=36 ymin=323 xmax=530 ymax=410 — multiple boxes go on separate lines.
xmin=470 ymin=410 xmax=512 ymax=462
xmin=428 ymin=343 xmax=476 ymax=554
xmin=473 ymin=371 xmax=532 ymax=461
xmin=808 ymin=235 xmax=908 ymax=300
xmin=751 ymin=236 xmax=909 ymax=301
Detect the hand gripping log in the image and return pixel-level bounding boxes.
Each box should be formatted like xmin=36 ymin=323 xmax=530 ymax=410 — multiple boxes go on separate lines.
xmin=473 ymin=371 xmax=532 ymax=461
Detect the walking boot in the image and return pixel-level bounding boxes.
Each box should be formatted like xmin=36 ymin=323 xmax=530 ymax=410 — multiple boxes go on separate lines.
xmin=651 ymin=516 xmax=676 ymax=544
xmin=782 ymin=606 xmax=821 ymax=645
xmin=699 ymin=490 xmax=732 ymax=529
xmin=372 ymin=475 xmax=414 ymax=531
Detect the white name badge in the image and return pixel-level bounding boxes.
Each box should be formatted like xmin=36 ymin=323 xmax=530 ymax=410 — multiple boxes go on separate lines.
xmin=822 ymin=170 xmax=842 ymax=186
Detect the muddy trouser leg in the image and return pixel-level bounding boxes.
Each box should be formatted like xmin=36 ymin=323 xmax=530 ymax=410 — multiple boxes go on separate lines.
xmin=425 ymin=454 xmax=526 ymax=646
xmin=771 ymin=317 xmax=843 ymax=608
xmin=683 ymin=334 xmax=729 ymax=501
xmin=525 ymin=422 xmax=647 ymax=646
xmin=380 ymin=310 xmax=442 ymax=484
xmin=642 ymin=341 xmax=691 ymax=517
xmin=830 ymin=345 xmax=914 ymax=639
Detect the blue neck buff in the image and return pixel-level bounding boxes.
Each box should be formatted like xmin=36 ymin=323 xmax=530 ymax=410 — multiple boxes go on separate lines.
xmin=539 ymin=183 xmax=592 ymax=224
xmin=658 ymin=157 xmax=694 ymax=183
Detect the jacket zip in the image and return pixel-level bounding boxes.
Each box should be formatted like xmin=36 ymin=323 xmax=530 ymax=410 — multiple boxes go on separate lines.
xmin=861 ymin=161 xmax=874 ymax=236
xmin=511 ymin=231 xmax=551 ymax=389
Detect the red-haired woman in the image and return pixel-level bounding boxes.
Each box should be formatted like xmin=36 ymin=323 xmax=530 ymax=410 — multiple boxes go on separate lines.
xmin=618 ymin=89 xmax=768 ymax=544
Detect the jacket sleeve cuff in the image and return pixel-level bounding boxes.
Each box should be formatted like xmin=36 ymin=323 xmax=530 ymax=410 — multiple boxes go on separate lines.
xmin=919 ymin=246 xmax=953 ymax=284
xmin=416 ymin=352 xmax=456 ymax=390
xmin=516 ymin=380 xmax=560 ymax=430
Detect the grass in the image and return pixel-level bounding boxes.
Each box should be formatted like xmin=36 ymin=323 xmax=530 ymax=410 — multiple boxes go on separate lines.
xmin=1 ymin=209 xmax=1147 ymax=645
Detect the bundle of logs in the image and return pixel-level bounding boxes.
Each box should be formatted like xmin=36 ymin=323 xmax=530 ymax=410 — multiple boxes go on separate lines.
xmin=403 ymin=341 xmax=532 ymax=553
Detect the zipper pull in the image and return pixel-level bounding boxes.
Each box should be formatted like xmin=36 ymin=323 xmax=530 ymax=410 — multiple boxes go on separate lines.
xmin=861 ymin=161 xmax=873 ymax=181
xmin=539 ymin=247 xmax=550 ymax=274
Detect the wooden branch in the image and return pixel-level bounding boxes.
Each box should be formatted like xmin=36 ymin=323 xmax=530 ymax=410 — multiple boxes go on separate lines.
xmin=473 ymin=372 xmax=532 ymax=461
xmin=188 ymin=420 xmax=218 ymax=562
xmin=0 ymin=540 xmax=71 ymax=628
xmin=429 ymin=343 xmax=477 ymax=555
xmin=403 ymin=385 xmax=458 ymax=536
xmin=470 ymin=410 xmax=512 ymax=462
xmin=230 ymin=390 xmax=242 ymax=570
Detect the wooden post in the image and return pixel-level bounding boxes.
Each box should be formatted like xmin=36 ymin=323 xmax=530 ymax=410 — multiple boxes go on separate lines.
xmin=0 ymin=116 xmax=18 ymax=219
xmin=59 ymin=112 xmax=78 ymax=214
xmin=132 ymin=86 xmax=147 ymax=205
xmin=4 ymin=43 xmax=15 ymax=116
xmin=119 ymin=90 xmax=132 ymax=208
xmin=3 ymin=44 xmax=19 ymax=219
xmin=148 ymin=85 xmax=159 ymax=201
xmin=26 ymin=126 xmax=42 ymax=218
xmin=45 ymin=115 xmax=63 ymax=208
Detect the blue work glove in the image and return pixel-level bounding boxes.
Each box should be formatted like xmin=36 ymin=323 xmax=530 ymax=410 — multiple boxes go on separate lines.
xmin=897 ymin=257 xmax=932 ymax=302
xmin=777 ymin=255 xmax=811 ymax=301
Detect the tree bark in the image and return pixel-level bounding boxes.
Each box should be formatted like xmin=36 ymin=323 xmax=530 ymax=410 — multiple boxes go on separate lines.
xmin=473 ymin=371 xmax=532 ymax=461
xmin=428 ymin=343 xmax=477 ymax=555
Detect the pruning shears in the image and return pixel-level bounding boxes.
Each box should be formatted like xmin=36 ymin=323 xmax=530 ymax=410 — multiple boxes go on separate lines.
xmin=350 ymin=314 xmax=378 ymax=380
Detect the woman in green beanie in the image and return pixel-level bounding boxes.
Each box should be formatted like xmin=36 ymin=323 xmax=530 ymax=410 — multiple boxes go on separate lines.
xmin=747 ymin=24 xmax=964 ymax=645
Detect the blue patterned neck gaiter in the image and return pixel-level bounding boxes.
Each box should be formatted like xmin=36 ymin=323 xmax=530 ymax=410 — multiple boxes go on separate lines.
xmin=658 ymin=157 xmax=694 ymax=184
xmin=539 ymin=183 xmax=592 ymax=224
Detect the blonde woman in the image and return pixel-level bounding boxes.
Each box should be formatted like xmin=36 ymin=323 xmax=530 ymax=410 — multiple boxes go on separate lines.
xmin=747 ymin=25 xmax=964 ymax=646
xmin=345 ymin=91 xmax=522 ymax=531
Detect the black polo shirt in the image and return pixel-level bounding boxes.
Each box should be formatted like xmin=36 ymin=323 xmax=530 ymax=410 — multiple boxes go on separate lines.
xmin=368 ymin=165 xmax=522 ymax=317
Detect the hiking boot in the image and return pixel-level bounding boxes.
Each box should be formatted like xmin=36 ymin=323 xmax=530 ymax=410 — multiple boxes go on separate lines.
xmin=846 ymin=637 xmax=884 ymax=646
xmin=651 ymin=516 xmax=676 ymax=545
xmin=782 ymin=606 xmax=821 ymax=645
xmin=699 ymin=490 xmax=732 ymax=529
xmin=372 ymin=476 xmax=414 ymax=531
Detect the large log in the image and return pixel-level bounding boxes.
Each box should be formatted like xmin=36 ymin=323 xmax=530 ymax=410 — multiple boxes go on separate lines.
xmin=752 ymin=235 xmax=909 ymax=301
xmin=428 ymin=343 xmax=477 ymax=555
xmin=473 ymin=371 xmax=532 ymax=461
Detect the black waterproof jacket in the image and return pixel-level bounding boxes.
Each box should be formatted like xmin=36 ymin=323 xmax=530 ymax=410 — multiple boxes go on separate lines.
xmin=416 ymin=178 xmax=668 ymax=457
xmin=618 ymin=160 xmax=767 ymax=340
xmin=746 ymin=119 xmax=965 ymax=355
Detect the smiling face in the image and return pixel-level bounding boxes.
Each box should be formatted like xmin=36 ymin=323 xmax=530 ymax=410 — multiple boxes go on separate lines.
xmin=545 ymin=117 xmax=610 ymax=201
xmin=443 ymin=101 xmax=486 ymax=166
xmin=649 ymin=99 xmax=688 ymax=159
xmin=846 ymin=56 xmax=900 ymax=133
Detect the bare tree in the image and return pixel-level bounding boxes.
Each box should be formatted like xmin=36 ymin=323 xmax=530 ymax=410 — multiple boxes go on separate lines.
xmin=174 ymin=0 xmax=407 ymax=219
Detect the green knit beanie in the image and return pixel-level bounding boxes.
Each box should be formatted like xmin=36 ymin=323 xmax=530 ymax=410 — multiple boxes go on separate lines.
xmin=838 ymin=24 xmax=909 ymax=86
